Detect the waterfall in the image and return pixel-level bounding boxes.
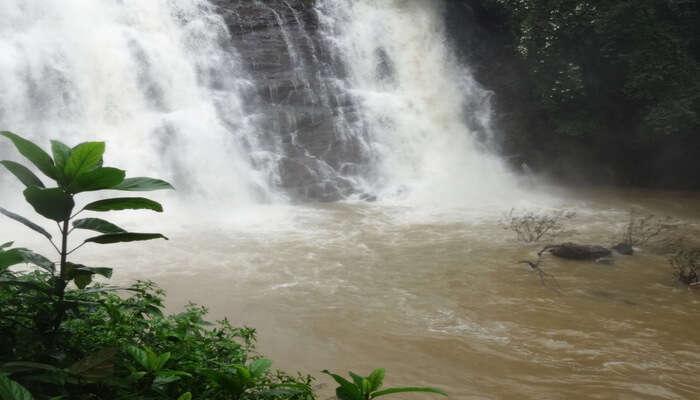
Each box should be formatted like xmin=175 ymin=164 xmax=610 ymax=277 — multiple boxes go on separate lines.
xmin=0 ymin=0 xmax=522 ymax=210
xmin=315 ymin=0 xmax=520 ymax=205
xmin=0 ymin=0 xmax=280 ymax=205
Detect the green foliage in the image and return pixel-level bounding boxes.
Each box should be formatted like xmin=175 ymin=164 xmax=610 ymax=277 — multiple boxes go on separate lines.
xmin=0 ymin=278 xmax=316 ymax=399
xmin=0 ymin=131 xmax=172 ymax=331
xmin=453 ymin=0 xmax=700 ymax=187
xmin=0 ymin=373 xmax=34 ymax=400
xmin=322 ymin=369 xmax=446 ymax=400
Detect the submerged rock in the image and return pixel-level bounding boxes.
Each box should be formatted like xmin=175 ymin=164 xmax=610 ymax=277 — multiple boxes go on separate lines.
xmin=540 ymin=242 xmax=612 ymax=260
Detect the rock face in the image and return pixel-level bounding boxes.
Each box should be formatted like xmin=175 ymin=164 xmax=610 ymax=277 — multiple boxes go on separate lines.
xmin=210 ymin=0 xmax=368 ymax=201
xmin=540 ymin=243 xmax=612 ymax=260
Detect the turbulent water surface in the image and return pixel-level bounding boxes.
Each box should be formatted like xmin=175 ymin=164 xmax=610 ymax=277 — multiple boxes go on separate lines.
xmin=1 ymin=1 xmax=700 ymax=399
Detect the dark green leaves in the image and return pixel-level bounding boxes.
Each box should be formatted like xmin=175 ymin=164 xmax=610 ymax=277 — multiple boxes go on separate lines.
xmin=0 ymin=160 xmax=44 ymax=188
xmin=368 ymin=368 xmax=385 ymax=392
xmin=247 ymin=359 xmax=272 ymax=378
xmin=72 ymin=218 xmax=126 ymax=234
xmin=112 ymin=177 xmax=174 ymax=191
xmin=65 ymin=263 xmax=113 ymax=279
xmin=50 ymin=140 xmax=72 ymax=172
xmin=84 ymin=233 xmax=168 ymax=244
xmin=0 ymin=373 xmax=35 ymax=400
xmin=0 ymin=207 xmax=52 ymax=239
xmin=64 ymin=142 xmax=105 ymax=181
xmin=16 ymin=250 xmax=54 ymax=273
xmin=69 ymin=167 xmax=125 ymax=193
xmin=0 ymin=249 xmax=24 ymax=271
xmin=83 ymin=197 xmax=163 ymax=213
xmin=23 ymin=187 xmax=74 ymax=222
xmin=0 ymin=247 xmax=53 ymax=273
xmin=65 ymin=263 xmax=113 ymax=289
xmin=323 ymin=369 xmax=446 ymax=400
xmin=0 ymin=131 xmax=56 ymax=180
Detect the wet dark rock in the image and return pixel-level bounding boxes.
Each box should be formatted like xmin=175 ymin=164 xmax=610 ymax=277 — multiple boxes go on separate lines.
xmin=211 ymin=0 xmax=368 ymax=201
xmin=612 ymin=242 xmax=634 ymax=255
xmin=540 ymin=243 xmax=612 ymax=260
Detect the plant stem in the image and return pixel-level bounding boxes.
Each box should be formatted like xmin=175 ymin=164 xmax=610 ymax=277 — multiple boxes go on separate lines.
xmin=52 ymin=217 xmax=70 ymax=336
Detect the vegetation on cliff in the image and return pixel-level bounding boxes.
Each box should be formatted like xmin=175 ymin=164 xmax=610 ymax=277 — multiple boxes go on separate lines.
xmin=449 ymin=0 xmax=700 ymax=188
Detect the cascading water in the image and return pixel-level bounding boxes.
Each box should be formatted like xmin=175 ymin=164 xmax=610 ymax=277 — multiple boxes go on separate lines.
xmin=0 ymin=0 xmax=524 ymax=209
xmin=0 ymin=0 xmax=282 ymax=206
xmin=315 ymin=0 xmax=522 ymax=206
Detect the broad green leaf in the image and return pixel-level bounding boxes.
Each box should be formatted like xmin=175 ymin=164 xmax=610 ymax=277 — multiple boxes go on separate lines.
xmin=368 ymin=368 xmax=385 ymax=392
xmin=177 ymin=393 xmax=192 ymax=400
xmin=125 ymin=346 xmax=150 ymax=371
xmin=50 ymin=140 xmax=72 ymax=171
xmin=0 ymin=160 xmax=44 ymax=188
xmin=152 ymin=352 xmax=171 ymax=371
xmin=247 ymin=358 xmax=272 ymax=378
xmin=112 ymin=177 xmax=174 ymax=191
xmin=0 ymin=249 xmax=24 ymax=270
xmin=72 ymin=218 xmax=126 ymax=234
xmin=0 ymin=242 xmax=13 ymax=250
xmin=64 ymin=142 xmax=105 ymax=181
xmin=1 ymin=362 xmax=62 ymax=374
xmin=362 ymin=379 xmax=371 ymax=397
xmin=234 ymin=365 xmax=252 ymax=381
xmin=0 ymin=207 xmax=52 ymax=239
xmin=0 ymin=373 xmax=35 ymax=400
xmin=73 ymin=272 xmax=92 ymax=289
xmin=153 ymin=374 xmax=180 ymax=386
xmin=370 ymin=387 xmax=448 ymax=399
xmin=0 ymin=131 xmax=56 ymax=180
xmin=322 ymin=371 xmax=361 ymax=400
xmin=83 ymin=197 xmax=163 ymax=213
xmin=84 ymin=233 xmax=168 ymax=244
xmin=69 ymin=167 xmax=125 ymax=193
xmin=349 ymin=372 xmax=365 ymax=391
xmin=23 ymin=187 xmax=74 ymax=221
xmin=17 ymin=249 xmax=54 ymax=273
xmin=66 ymin=262 xmax=113 ymax=279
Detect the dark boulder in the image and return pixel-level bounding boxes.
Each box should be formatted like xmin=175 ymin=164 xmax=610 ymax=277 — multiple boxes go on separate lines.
xmin=540 ymin=242 xmax=612 ymax=260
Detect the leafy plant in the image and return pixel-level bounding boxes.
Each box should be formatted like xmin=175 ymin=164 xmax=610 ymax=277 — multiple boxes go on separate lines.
xmin=0 ymin=131 xmax=173 ymax=333
xmin=501 ymin=208 xmax=574 ymax=243
xmin=322 ymin=368 xmax=446 ymax=400
xmin=0 ymin=373 xmax=34 ymax=400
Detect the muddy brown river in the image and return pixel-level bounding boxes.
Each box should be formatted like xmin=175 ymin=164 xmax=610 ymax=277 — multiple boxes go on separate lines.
xmin=7 ymin=186 xmax=700 ymax=399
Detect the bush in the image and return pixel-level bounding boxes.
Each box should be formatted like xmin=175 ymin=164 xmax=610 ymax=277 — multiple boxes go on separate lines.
xmin=500 ymin=208 xmax=574 ymax=243
xmin=0 ymin=276 xmax=315 ymax=399
xmin=618 ymin=210 xmax=674 ymax=248
xmin=670 ymin=248 xmax=700 ymax=286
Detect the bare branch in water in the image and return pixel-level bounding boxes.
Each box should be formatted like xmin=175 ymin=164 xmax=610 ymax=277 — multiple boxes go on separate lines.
xmin=517 ymin=257 xmax=562 ymax=295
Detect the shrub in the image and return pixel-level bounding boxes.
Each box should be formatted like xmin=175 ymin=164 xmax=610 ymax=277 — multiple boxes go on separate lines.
xmin=670 ymin=248 xmax=700 ymax=286
xmin=618 ymin=210 xmax=674 ymax=248
xmin=500 ymin=208 xmax=574 ymax=243
xmin=0 ymin=278 xmax=315 ymax=399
